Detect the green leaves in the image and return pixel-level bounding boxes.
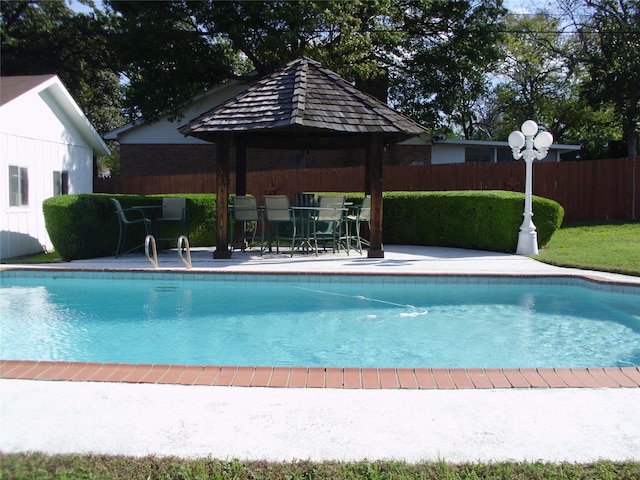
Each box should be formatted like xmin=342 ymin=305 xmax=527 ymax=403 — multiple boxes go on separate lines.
xmin=3 ymin=0 xmax=636 ymax=157
xmin=1 ymin=0 xmax=124 ymax=134
xmin=390 ymin=0 xmax=507 ymax=137
xmin=572 ymin=0 xmax=640 ymax=156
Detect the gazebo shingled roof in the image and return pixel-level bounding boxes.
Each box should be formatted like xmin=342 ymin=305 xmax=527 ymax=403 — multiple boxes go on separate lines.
xmin=178 ymin=57 xmax=427 ymax=259
xmin=179 ymin=57 xmax=425 ymax=142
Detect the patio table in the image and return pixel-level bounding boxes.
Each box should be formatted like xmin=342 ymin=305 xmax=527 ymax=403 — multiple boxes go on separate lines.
xmin=291 ymin=206 xmax=348 ymax=255
xmin=132 ymin=205 xmax=163 ymax=234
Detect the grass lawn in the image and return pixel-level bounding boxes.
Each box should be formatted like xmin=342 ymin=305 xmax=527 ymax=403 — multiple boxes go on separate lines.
xmin=1 ymin=454 xmax=639 ymax=479
xmin=0 ymin=251 xmax=63 ymax=264
xmin=536 ymin=221 xmax=640 ymax=276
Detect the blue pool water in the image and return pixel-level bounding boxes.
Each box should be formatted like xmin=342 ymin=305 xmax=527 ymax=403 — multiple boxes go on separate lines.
xmin=1 ymin=272 xmax=639 ymax=368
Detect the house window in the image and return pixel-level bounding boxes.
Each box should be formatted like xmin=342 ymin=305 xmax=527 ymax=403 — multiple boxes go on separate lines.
xmin=9 ymin=165 xmax=28 ymax=207
xmin=465 ymin=147 xmax=494 ymax=163
xmin=496 ymin=147 xmax=514 ymax=163
xmin=53 ymin=171 xmax=69 ymax=196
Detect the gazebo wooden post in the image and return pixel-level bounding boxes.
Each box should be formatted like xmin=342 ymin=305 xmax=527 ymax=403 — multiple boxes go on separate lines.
xmin=233 ymin=140 xmax=247 ymax=250
xmin=367 ymin=133 xmax=384 ymax=258
xmin=214 ymin=132 xmax=232 ymax=259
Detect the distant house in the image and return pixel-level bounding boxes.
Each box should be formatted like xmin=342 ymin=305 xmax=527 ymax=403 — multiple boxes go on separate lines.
xmin=104 ymin=78 xmax=262 ymax=175
xmin=400 ymin=136 xmax=580 ymax=164
xmin=0 ymin=74 xmax=110 ymax=259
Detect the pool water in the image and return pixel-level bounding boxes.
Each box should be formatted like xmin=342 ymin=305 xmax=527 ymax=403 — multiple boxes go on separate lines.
xmin=1 ymin=273 xmax=639 ymax=368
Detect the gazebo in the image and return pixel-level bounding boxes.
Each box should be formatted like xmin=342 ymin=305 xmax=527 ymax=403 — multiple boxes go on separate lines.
xmin=178 ymin=57 xmax=426 ymax=258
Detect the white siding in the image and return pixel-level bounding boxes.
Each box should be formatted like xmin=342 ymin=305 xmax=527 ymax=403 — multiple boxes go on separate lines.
xmin=115 ymin=82 xmax=250 ymax=144
xmin=0 ymin=78 xmax=96 ymax=259
xmin=0 ymin=132 xmax=93 ymax=258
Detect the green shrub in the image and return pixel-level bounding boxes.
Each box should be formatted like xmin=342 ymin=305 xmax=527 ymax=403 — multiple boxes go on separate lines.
xmin=381 ymin=191 xmax=564 ymax=253
xmin=43 ymin=194 xmax=118 ymax=260
xmin=43 ymin=194 xmax=217 ymax=260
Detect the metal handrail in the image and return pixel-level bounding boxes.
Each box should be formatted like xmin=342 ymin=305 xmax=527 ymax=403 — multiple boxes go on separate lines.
xmin=178 ymin=235 xmax=192 ymax=269
xmin=145 ymin=235 xmax=158 ymax=269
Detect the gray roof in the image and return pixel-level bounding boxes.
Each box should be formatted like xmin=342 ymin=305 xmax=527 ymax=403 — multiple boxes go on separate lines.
xmin=179 ymin=57 xmax=426 ymax=141
xmin=0 ymin=74 xmax=56 ymax=106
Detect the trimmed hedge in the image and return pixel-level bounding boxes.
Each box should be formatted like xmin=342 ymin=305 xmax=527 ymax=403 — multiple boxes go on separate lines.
xmin=43 ymin=191 xmax=563 ymax=259
xmin=378 ymin=191 xmax=564 ymax=253
xmin=43 ymin=194 xmax=216 ymax=260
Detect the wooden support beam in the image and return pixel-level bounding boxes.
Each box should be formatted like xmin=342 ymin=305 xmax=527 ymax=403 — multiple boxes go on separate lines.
xmin=214 ymin=133 xmax=232 ymax=259
xmin=367 ymin=134 xmax=384 ymax=258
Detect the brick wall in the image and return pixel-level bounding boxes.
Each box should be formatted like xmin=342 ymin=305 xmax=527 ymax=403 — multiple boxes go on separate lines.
xmin=120 ymin=143 xmax=429 ymax=176
xmin=120 ymin=144 xmax=214 ymax=176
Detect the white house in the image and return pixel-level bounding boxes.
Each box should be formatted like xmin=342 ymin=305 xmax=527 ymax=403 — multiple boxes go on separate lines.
xmin=0 ymin=74 xmax=110 ymax=259
xmin=400 ymin=135 xmax=580 ymax=164
xmin=104 ymin=78 xmax=254 ymax=146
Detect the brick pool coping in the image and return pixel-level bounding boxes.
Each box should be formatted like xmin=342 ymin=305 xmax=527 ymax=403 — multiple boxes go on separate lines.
xmin=2 ymin=360 xmax=639 ymax=389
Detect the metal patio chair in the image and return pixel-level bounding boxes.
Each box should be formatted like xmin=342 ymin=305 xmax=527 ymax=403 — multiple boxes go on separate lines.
xmin=232 ymin=195 xmax=260 ymax=251
xmin=110 ymin=198 xmax=151 ymax=257
xmin=346 ymin=195 xmax=371 ymax=254
xmin=263 ymin=195 xmax=298 ymax=256
xmin=310 ymin=195 xmax=346 ymax=255
xmin=156 ymin=197 xmax=188 ymax=248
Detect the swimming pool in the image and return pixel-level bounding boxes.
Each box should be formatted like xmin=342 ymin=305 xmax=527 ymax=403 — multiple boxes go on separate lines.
xmin=1 ymin=271 xmax=639 ymax=369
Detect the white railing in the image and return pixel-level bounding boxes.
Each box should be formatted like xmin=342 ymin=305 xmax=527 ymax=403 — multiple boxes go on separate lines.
xmin=178 ymin=235 xmax=192 ymax=269
xmin=145 ymin=235 xmax=158 ymax=269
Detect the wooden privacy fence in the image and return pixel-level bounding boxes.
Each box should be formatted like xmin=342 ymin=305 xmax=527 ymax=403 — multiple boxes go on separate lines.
xmin=95 ymin=157 xmax=639 ymax=223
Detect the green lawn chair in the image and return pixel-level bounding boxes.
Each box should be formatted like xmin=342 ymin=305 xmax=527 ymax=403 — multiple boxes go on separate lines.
xmin=110 ymin=198 xmax=151 ymax=257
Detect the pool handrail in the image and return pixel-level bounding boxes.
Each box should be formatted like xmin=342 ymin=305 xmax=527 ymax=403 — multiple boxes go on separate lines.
xmin=145 ymin=235 xmax=158 ymax=269
xmin=178 ymin=235 xmax=192 ymax=269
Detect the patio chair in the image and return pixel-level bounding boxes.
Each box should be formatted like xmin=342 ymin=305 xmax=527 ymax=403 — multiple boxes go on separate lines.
xmin=346 ymin=195 xmax=371 ymax=254
xmin=311 ymin=195 xmax=346 ymax=256
xmin=110 ymin=198 xmax=152 ymax=257
xmin=232 ymin=195 xmax=260 ymax=251
xmin=156 ymin=197 xmax=188 ymax=248
xmin=263 ymin=195 xmax=298 ymax=256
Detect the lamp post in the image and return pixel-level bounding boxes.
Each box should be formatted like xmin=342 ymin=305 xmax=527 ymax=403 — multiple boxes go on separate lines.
xmin=508 ymin=120 xmax=553 ymax=255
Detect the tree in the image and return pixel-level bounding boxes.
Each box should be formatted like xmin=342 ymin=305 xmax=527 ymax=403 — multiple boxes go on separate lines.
xmin=390 ymin=0 xmax=507 ymax=138
xmin=106 ymin=0 xmax=245 ymax=122
xmin=486 ymin=12 xmax=584 ymax=142
xmin=561 ymin=0 xmax=639 ymax=157
xmin=106 ymin=0 xmax=405 ymax=120
xmin=479 ymin=10 xmax=623 ymax=158
xmin=1 ymin=0 xmax=124 ymax=134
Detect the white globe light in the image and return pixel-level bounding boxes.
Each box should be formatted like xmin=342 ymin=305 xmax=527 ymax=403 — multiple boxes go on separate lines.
xmin=508 ymin=130 xmax=525 ymax=149
xmin=534 ymin=131 xmax=553 ymax=149
xmin=521 ymin=120 xmax=538 ymax=137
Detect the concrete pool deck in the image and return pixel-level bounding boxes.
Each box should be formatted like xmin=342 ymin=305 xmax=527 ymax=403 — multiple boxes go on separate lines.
xmin=1 ymin=245 xmax=639 ymax=463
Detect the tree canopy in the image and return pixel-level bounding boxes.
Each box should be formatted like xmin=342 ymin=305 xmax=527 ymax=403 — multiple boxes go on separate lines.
xmin=561 ymin=0 xmax=639 ymax=156
xmin=1 ymin=0 xmax=124 ymax=134
xmin=391 ymin=0 xmax=506 ymax=139
xmin=1 ymin=0 xmax=637 ymax=158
